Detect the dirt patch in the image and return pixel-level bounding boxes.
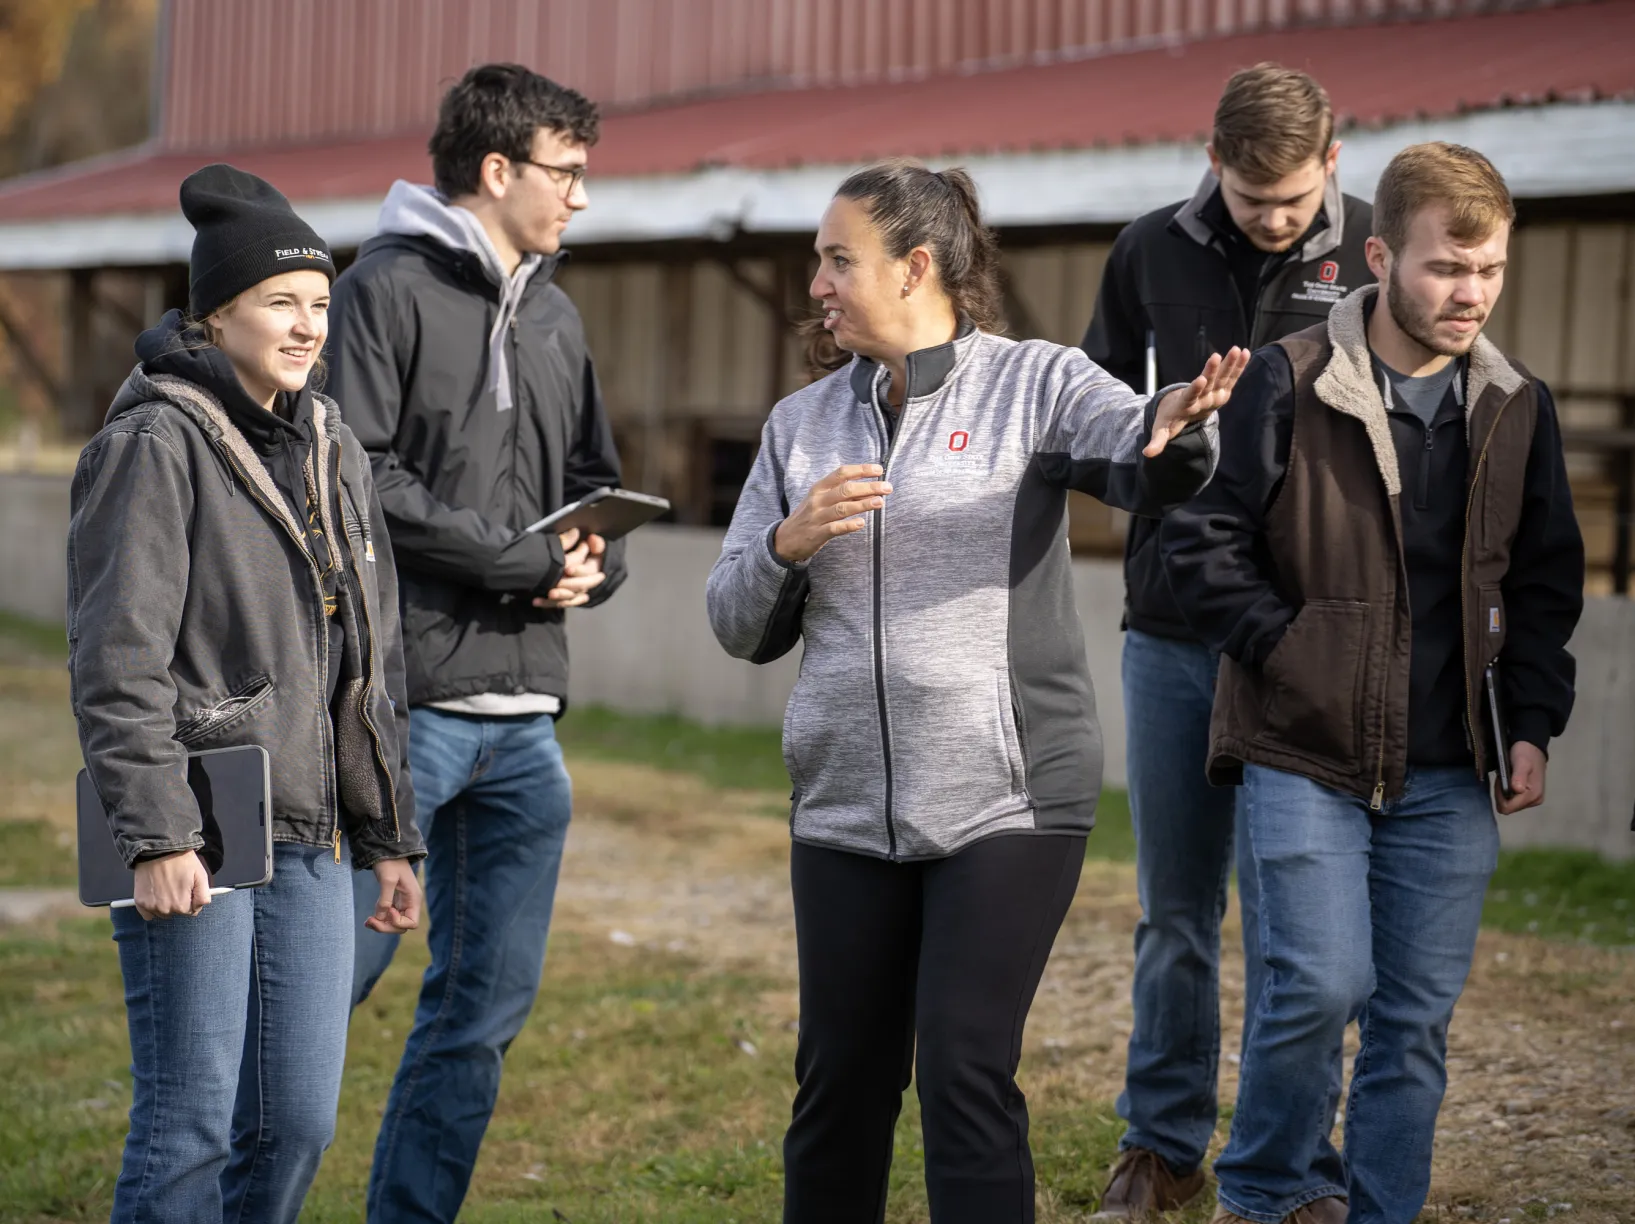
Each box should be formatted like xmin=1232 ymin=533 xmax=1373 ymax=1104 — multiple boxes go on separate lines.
xmin=559 ymin=758 xmax=1635 ymax=1222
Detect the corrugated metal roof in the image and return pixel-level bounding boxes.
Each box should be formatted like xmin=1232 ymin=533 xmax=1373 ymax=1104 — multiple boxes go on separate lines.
xmin=157 ymin=0 xmax=1498 ymax=147
xmin=595 ymin=0 xmax=1635 ymax=172
xmin=0 ymin=0 xmax=1628 ymax=225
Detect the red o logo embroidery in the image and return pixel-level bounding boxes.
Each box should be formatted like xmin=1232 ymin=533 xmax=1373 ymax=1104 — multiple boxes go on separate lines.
xmin=948 ymin=431 xmax=969 ymax=452
xmin=1319 ymin=261 xmax=1339 ymax=283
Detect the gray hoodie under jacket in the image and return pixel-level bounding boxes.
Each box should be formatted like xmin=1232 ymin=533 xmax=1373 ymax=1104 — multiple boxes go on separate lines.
xmin=707 ymin=326 xmax=1218 ymax=861
xmin=67 ymin=365 xmax=423 ymax=870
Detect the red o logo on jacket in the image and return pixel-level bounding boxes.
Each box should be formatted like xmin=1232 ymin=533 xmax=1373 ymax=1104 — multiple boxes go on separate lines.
xmin=949 ymin=431 xmax=969 ymax=452
xmin=1319 ymin=261 xmax=1340 ymax=283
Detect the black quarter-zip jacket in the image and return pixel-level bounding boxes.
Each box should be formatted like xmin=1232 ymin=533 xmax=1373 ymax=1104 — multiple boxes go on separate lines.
xmin=1082 ymin=172 xmax=1372 ymax=639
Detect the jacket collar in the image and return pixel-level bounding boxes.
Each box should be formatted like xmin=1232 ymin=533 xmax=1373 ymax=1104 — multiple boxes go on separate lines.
xmin=1171 ymin=170 xmax=1347 ymax=265
xmin=355 ymin=230 xmax=567 ymax=301
xmin=1314 ymin=284 xmax=1528 ymax=496
xmin=849 ymin=319 xmax=980 ymax=405
xmin=127 ymin=366 xmax=345 ymax=569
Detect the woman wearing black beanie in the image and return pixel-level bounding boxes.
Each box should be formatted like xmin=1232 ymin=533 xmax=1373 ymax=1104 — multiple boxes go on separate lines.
xmin=66 ymin=163 xmax=425 ymax=1222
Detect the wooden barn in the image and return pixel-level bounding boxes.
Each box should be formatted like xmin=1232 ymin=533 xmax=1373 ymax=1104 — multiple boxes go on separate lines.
xmin=0 ymin=0 xmax=1633 ymax=582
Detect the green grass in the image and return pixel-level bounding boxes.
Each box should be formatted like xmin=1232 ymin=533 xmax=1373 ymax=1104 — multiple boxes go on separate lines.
xmin=1482 ymin=847 xmax=1635 ymax=947
xmin=0 ymin=914 xmax=1163 ymax=1224
xmin=0 ymin=917 xmax=133 ymax=1221
xmin=1086 ymin=789 xmax=1136 ymax=862
xmin=0 ymin=610 xmax=66 ymax=665
xmin=0 ymin=819 xmax=76 ymax=888
xmin=557 ymin=706 xmax=791 ymax=794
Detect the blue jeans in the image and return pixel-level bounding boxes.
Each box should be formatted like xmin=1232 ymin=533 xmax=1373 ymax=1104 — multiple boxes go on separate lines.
xmin=352 ymin=706 xmax=573 ymax=1224
xmin=1117 ymin=630 xmax=1262 ymax=1174
xmin=1217 ymin=764 xmax=1499 ymax=1224
xmin=111 ymin=842 xmax=354 ymax=1224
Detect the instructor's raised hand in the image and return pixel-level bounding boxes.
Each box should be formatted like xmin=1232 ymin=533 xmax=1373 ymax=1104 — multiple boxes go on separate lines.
xmin=774 ymin=464 xmax=893 ymax=563
xmin=1144 ymin=346 xmax=1251 ymax=458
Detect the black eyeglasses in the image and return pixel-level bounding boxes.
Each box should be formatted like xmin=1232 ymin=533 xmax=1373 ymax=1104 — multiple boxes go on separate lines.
xmin=511 ymin=157 xmax=587 ymax=195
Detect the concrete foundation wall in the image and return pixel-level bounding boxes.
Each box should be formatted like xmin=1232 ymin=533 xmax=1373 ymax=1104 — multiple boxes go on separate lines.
xmin=0 ymin=474 xmax=71 ymax=624
xmin=1498 ymin=596 xmax=1635 ymax=861
xmin=6 ymin=489 xmax=1631 ymax=859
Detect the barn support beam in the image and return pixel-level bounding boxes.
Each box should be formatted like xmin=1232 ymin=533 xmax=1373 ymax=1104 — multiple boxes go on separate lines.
xmin=62 ymin=268 xmax=98 ymax=437
xmin=0 ymin=286 xmax=62 ymax=406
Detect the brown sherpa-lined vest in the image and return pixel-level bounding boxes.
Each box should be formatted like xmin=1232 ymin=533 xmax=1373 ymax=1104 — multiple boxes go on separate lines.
xmin=1208 ymin=285 xmax=1537 ymax=806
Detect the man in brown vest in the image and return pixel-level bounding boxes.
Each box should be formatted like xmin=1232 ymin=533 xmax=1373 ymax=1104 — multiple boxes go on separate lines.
xmin=1162 ymin=143 xmax=1584 ymax=1224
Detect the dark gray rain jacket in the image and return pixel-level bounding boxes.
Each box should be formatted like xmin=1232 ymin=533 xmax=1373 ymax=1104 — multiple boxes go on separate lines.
xmin=326 ymin=182 xmax=628 ymax=708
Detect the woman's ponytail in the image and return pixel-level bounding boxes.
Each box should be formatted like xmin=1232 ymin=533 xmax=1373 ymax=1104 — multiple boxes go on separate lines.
xmin=804 ymin=159 xmax=1005 ymax=380
xmin=931 ymin=167 xmax=1003 ymax=335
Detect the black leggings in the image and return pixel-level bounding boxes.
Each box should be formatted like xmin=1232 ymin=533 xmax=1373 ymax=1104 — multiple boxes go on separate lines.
xmin=783 ymin=832 xmax=1086 ymax=1224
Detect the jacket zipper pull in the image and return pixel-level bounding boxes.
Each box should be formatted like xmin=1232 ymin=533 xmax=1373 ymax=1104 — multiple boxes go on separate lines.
xmin=1369 ymin=780 xmax=1385 ymax=812
xmin=333 ymin=827 xmax=342 ymax=864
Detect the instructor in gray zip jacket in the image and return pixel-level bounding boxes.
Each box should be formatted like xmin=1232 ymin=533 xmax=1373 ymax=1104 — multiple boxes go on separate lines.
xmin=706 ymin=160 xmax=1248 ymax=1224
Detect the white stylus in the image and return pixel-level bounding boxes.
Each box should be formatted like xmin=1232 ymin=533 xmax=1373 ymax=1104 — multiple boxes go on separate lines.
xmin=110 ymin=887 xmax=233 ymax=909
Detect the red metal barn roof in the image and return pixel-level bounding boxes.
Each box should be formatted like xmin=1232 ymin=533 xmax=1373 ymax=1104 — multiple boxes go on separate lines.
xmin=589 ymin=0 xmax=1635 ymax=173
xmin=0 ymin=0 xmax=1628 ymax=224
xmin=153 ymin=0 xmax=1432 ymax=148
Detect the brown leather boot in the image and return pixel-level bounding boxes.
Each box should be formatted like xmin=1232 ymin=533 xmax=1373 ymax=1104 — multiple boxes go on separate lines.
xmin=1287 ymin=1197 xmax=1349 ymax=1224
xmin=1209 ymin=1198 xmax=1350 ymax=1224
xmin=1090 ymin=1147 xmax=1207 ymax=1219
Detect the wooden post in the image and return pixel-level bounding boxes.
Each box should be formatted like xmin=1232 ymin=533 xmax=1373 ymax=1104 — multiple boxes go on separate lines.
xmin=645 ymin=262 xmax=690 ymax=509
xmin=1617 ymin=395 xmax=1634 ymax=597
xmin=162 ymin=263 xmax=190 ymax=315
xmin=62 ymin=268 xmax=98 ymax=438
xmin=767 ymin=251 xmax=808 ymax=407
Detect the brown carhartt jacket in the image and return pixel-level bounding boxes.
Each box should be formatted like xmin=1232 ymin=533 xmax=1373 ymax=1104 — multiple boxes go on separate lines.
xmin=1199 ymin=287 xmax=1577 ymax=807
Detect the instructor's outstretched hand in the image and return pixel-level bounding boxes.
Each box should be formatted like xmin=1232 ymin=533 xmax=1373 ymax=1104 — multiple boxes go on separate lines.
xmin=774 ymin=464 xmax=893 ymax=563
xmin=1145 ymin=347 xmax=1251 ymax=457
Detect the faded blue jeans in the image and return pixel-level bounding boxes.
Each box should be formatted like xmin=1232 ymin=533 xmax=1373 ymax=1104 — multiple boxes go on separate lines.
xmin=351 ymin=706 xmax=573 ymax=1224
xmin=1116 ymin=629 xmax=1265 ymax=1175
xmin=111 ymin=842 xmax=354 ymax=1224
xmin=1216 ymin=764 xmax=1499 ymax=1224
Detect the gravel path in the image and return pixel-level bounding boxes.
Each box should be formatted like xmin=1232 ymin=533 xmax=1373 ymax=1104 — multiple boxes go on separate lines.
xmin=557 ymin=761 xmax=1635 ymax=1222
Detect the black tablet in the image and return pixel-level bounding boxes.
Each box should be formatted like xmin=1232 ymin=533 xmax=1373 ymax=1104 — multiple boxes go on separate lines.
xmin=77 ymin=744 xmax=274 ymax=908
xmin=524 ymin=487 xmax=672 ymax=542
xmin=1484 ymin=663 xmax=1513 ymax=800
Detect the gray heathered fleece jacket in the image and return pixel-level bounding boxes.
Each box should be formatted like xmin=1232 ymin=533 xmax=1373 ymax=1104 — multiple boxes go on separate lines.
xmin=707 ymin=326 xmax=1218 ymax=860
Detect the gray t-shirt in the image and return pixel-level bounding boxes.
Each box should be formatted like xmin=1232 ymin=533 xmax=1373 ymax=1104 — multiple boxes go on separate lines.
xmin=1379 ymin=357 xmax=1460 ymax=428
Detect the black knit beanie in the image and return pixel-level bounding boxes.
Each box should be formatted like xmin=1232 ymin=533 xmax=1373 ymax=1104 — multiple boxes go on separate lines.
xmin=180 ymin=163 xmax=334 ymax=318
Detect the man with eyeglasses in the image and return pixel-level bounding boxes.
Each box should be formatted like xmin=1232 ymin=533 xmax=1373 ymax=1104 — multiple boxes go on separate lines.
xmin=327 ymin=62 xmax=627 ymax=1223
